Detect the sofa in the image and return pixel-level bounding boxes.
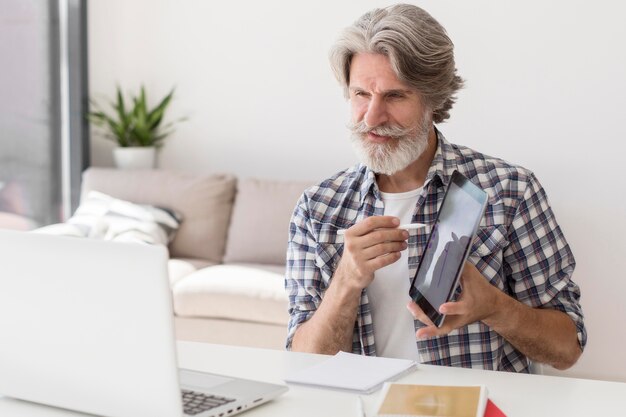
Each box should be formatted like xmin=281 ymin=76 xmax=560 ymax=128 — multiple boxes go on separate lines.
xmin=81 ymin=168 xmax=313 ymax=350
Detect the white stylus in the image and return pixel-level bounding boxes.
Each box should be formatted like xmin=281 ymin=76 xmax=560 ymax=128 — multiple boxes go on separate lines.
xmin=336 ymin=223 xmax=426 ymax=236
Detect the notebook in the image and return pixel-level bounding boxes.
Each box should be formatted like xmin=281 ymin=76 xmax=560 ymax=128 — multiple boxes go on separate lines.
xmin=284 ymin=351 xmax=416 ymax=394
xmin=376 ymin=383 xmax=489 ymax=417
xmin=0 ymin=230 xmax=287 ymax=417
xmin=484 ymin=399 xmax=507 ymax=417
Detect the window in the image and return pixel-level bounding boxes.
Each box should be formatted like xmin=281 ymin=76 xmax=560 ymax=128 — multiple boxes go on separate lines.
xmin=0 ymin=0 xmax=88 ymax=229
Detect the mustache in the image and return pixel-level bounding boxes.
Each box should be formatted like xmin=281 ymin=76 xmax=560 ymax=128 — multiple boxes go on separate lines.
xmin=348 ymin=121 xmax=413 ymax=140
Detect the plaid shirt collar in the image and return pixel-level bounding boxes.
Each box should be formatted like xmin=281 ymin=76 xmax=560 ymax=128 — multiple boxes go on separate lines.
xmin=358 ymin=128 xmax=458 ymax=204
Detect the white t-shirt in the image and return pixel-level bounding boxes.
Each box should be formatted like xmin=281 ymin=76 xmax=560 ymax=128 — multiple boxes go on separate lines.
xmin=367 ymin=187 xmax=421 ymax=360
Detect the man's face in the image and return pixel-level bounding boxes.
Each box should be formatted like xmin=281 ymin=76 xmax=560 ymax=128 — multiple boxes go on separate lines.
xmin=348 ymin=53 xmax=432 ymax=175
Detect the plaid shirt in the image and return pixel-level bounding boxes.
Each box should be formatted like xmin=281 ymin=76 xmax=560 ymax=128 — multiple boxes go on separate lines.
xmin=285 ymin=130 xmax=586 ymax=372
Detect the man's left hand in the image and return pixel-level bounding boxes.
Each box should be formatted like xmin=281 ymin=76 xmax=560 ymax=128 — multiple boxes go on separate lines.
xmin=407 ymin=262 xmax=502 ymax=339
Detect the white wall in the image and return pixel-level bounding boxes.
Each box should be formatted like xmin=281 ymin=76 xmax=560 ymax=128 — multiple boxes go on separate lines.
xmin=88 ymin=0 xmax=626 ymax=382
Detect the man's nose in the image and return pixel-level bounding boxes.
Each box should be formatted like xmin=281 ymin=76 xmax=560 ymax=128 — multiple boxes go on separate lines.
xmin=364 ymin=97 xmax=388 ymax=127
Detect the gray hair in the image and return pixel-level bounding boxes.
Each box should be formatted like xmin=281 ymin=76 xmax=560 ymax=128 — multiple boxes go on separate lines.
xmin=329 ymin=4 xmax=464 ymax=124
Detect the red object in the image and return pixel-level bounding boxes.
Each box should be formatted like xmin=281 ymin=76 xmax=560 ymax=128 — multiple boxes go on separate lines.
xmin=484 ymin=399 xmax=507 ymax=417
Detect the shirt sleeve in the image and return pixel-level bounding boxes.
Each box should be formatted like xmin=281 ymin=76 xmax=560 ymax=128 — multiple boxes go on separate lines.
xmin=504 ymin=173 xmax=587 ymax=350
xmin=284 ymin=193 xmax=325 ymax=350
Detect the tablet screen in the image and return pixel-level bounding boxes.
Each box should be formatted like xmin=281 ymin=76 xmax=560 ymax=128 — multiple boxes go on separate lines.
xmin=410 ymin=174 xmax=487 ymax=318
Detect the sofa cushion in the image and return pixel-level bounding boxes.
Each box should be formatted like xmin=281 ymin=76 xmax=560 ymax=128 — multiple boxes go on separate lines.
xmin=223 ymin=178 xmax=313 ymax=265
xmin=81 ymin=168 xmax=236 ymax=262
xmin=226 ymin=262 xmax=285 ymax=275
xmin=172 ymin=264 xmax=289 ymax=325
xmin=168 ymin=258 xmax=215 ymax=287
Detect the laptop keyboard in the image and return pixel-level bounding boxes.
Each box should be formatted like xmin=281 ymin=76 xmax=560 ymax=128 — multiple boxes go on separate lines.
xmin=182 ymin=389 xmax=236 ymax=415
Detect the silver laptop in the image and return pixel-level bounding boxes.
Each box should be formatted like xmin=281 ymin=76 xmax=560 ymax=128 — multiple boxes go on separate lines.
xmin=0 ymin=229 xmax=287 ymax=417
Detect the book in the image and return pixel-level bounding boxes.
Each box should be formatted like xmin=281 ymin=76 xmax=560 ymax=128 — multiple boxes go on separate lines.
xmin=284 ymin=351 xmax=416 ymax=394
xmin=376 ymin=383 xmax=489 ymax=417
xmin=484 ymin=399 xmax=506 ymax=417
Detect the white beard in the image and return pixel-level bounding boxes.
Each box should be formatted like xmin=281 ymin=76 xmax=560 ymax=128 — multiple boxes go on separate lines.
xmin=349 ymin=114 xmax=431 ymax=176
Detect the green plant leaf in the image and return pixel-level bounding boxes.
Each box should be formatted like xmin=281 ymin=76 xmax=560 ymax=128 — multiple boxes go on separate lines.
xmin=115 ymin=86 xmax=126 ymax=127
xmin=147 ymin=88 xmax=174 ymax=130
xmin=87 ymin=84 xmax=186 ymax=147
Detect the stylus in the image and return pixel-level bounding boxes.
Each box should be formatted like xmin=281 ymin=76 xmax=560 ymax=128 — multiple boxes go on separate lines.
xmin=337 ymin=223 xmax=426 ymax=236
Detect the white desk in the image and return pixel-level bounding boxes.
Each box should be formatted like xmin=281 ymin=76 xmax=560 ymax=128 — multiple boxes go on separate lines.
xmin=1 ymin=341 xmax=624 ymax=417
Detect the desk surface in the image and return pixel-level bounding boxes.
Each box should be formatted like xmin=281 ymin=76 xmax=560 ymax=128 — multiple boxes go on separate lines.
xmin=1 ymin=341 xmax=624 ymax=417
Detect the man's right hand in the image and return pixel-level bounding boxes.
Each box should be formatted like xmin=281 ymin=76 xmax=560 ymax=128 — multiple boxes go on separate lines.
xmin=291 ymin=215 xmax=408 ymax=354
xmin=334 ymin=215 xmax=409 ymax=291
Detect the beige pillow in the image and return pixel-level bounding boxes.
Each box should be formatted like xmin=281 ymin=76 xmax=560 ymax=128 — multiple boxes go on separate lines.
xmin=172 ymin=264 xmax=289 ymax=325
xmin=223 ymin=178 xmax=313 ymax=265
xmin=81 ymin=168 xmax=236 ymax=262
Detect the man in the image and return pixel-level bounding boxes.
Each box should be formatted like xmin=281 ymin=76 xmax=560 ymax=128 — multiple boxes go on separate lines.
xmin=285 ymin=4 xmax=586 ymax=372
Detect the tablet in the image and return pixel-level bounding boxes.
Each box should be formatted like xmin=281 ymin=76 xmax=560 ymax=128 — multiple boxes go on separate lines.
xmin=409 ymin=170 xmax=488 ymax=327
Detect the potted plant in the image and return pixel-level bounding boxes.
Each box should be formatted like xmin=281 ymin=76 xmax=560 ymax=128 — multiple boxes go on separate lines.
xmin=88 ymin=85 xmax=184 ymax=169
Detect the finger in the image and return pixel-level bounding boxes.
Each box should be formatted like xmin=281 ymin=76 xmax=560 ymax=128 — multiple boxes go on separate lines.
xmin=360 ymin=228 xmax=409 ymax=250
xmin=365 ymin=251 xmax=402 ymax=271
xmin=348 ymin=216 xmax=400 ymax=237
xmin=362 ymin=240 xmax=407 ymax=260
xmin=461 ymin=261 xmax=481 ymax=282
xmin=416 ymin=325 xmax=439 ymax=339
xmin=406 ymin=301 xmax=435 ymax=327
xmin=437 ymin=315 xmax=464 ymax=334
xmin=344 ymin=229 xmax=407 ymax=258
xmin=438 ymin=301 xmax=467 ymax=316
xmin=461 ymin=261 xmax=473 ymax=275
xmin=416 ymin=315 xmax=463 ymax=339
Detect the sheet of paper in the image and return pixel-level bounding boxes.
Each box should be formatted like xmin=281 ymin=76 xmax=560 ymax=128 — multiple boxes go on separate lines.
xmin=284 ymin=351 xmax=416 ymax=394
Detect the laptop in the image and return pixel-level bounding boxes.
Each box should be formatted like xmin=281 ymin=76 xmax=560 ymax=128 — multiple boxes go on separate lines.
xmin=0 ymin=229 xmax=287 ymax=417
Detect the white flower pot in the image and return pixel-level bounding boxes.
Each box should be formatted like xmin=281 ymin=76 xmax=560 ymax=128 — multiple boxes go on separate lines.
xmin=113 ymin=147 xmax=156 ymax=169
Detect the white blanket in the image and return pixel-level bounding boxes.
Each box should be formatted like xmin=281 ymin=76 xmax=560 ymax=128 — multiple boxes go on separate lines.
xmin=35 ymin=191 xmax=181 ymax=246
